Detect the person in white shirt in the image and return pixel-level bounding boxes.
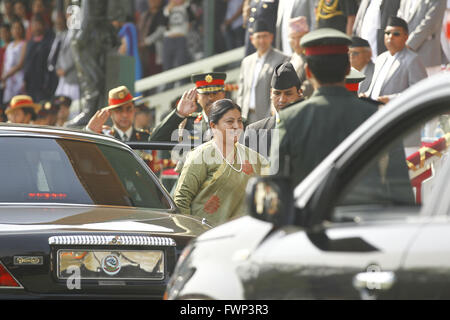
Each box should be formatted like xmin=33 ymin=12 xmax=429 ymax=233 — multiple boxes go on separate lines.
xmin=349 ymin=36 xmax=375 ymax=93
xmin=353 ymin=0 xmax=401 ymax=62
xmin=362 ymin=16 xmax=427 ymax=105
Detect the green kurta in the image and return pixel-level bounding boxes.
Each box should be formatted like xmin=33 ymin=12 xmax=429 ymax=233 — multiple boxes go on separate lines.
xmin=174 ymin=141 xmax=268 ymax=226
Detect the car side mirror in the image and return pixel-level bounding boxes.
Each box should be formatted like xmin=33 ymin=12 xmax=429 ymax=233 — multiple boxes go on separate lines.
xmin=246 ymin=176 xmax=295 ymax=227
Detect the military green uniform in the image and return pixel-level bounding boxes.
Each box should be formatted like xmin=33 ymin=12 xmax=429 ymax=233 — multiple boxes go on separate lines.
xmin=270 ymin=28 xmax=378 ymax=187
xmin=150 ymin=109 xmax=209 ymax=144
xmin=271 ymin=87 xmax=377 ymax=186
xmin=149 ymin=72 xmax=229 ymax=144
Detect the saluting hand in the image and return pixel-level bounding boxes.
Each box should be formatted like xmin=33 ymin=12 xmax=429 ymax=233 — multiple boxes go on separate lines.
xmin=87 ymin=108 xmax=111 ymax=133
xmin=177 ymin=88 xmax=198 ymax=117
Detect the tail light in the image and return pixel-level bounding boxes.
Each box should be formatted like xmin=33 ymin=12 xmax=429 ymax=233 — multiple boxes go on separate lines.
xmin=0 ymin=262 xmax=22 ymax=288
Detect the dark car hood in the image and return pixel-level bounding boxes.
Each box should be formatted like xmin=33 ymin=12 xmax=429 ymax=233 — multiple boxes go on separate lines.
xmin=0 ymin=205 xmax=210 ymax=236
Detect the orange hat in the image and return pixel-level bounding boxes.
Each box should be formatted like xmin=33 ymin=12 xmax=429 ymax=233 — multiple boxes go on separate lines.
xmin=103 ymin=86 xmax=142 ymax=110
xmin=5 ymin=95 xmax=41 ymax=115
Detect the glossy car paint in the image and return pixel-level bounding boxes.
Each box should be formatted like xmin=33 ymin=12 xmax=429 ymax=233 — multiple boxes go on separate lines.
xmin=0 ymin=124 xmax=210 ymax=299
xmin=166 ymin=73 xmax=450 ymax=300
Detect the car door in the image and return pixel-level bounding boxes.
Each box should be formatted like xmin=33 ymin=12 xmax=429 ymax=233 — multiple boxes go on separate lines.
xmin=396 ymin=150 xmax=450 ymax=299
xmin=240 ymin=94 xmax=450 ymax=300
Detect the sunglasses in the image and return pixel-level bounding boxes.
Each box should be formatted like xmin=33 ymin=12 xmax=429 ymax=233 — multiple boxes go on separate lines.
xmin=384 ymin=31 xmax=402 ymax=36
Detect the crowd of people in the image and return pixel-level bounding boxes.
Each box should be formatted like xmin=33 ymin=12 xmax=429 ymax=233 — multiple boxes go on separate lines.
xmin=1 ymin=0 xmax=450 ymax=228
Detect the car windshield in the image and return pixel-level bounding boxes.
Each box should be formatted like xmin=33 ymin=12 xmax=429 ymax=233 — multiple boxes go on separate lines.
xmin=0 ymin=137 xmax=171 ymax=209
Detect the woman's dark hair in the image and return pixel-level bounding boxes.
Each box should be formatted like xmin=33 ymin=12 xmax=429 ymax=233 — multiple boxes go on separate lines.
xmin=209 ymin=99 xmax=242 ymax=124
xmin=10 ymin=18 xmax=25 ymax=39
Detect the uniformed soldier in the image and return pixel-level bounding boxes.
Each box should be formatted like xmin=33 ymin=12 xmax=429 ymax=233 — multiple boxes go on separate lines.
xmin=244 ymin=61 xmax=304 ymax=158
xmin=4 ymin=95 xmax=41 ymax=124
xmin=270 ymin=28 xmax=378 ymax=187
xmin=243 ymin=0 xmax=279 ymax=56
xmin=150 ymin=72 xmax=227 ymax=144
xmin=86 ymin=85 xmax=150 ymax=142
xmin=345 ymin=67 xmax=365 ymax=95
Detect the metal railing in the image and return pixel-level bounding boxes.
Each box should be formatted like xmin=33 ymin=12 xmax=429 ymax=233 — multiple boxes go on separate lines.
xmin=134 ymin=46 xmax=244 ymax=122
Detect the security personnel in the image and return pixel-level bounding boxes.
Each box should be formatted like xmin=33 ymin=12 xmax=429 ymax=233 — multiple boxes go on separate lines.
xmin=244 ymin=61 xmax=304 ymax=158
xmin=243 ymin=0 xmax=279 ymax=56
xmin=86 ymin=85 xmax=150 ymax=142
xmin=270 ymin=28 xmax=378 ymax=187
xmin=150 ymin=72 xmax=227 ymax=144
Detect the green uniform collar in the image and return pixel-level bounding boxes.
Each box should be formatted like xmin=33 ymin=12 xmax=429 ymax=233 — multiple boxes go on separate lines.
xmin=312 ymin=85 xmax=353 ymax=97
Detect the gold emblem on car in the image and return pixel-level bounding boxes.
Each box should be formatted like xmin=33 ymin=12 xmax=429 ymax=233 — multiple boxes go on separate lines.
xmin=14 ymin=256 xmax=43 ymax=265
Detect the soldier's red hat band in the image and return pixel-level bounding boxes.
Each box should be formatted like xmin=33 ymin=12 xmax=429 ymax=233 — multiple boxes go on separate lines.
xmin=305 ymin=45 xmax=349 ymax=56
xmin=195 ymin=79 xmax=225 ymax=88
xmin=345 ymin=83 xmax=359 ymax=92
xmin=109 ymin=93 xmax=133 ymax=106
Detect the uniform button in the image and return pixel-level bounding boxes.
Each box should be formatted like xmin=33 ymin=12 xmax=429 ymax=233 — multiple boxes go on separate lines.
xmin=249 ymin=17 xmax=255 ymax=22
xmin=251 ymin=7 xmax=256 ymax=12
xmin=263 ymin=4 xmax=268 ymax=8
xmin=254 ymin=0 xmax=260 ymax=3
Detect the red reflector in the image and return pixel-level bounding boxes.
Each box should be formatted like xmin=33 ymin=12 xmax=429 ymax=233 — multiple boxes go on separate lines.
xmin=28 ymin=192 xmax=67 ymax=200
xmin=0 ymin=263 xmax=20 ymax=287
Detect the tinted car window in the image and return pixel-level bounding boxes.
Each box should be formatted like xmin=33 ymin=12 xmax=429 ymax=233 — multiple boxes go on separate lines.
xmin=333 ymin=112 xmax=450 ymax=222
xmin=0 ymin=137 xmax=171 ymax=209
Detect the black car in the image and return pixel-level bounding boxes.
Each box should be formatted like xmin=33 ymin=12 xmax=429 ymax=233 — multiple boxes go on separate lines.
xmin=0 ymin=124 xmax=210 ymax=299
xmin=166 ymin=72 xmax=450 ymax=300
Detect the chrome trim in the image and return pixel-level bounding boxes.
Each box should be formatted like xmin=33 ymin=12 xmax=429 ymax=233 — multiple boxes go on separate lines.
xmin=48 ymin=235 xmax=176 ymax=246
xmin=0 ymin=261 xmax=24 ymax=289
xmin=56 ymin=249 xmax=165 ymax=281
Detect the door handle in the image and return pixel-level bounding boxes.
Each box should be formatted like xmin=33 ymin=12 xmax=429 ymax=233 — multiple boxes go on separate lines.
xmin=353 ymin=271 xmax=396 ymax=291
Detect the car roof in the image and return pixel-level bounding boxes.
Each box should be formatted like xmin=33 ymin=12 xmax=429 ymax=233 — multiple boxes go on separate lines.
xmin=0 ymin=123 xmax=128 ymax=148
xmin=294 ymin=72 xmax=450 ymax=207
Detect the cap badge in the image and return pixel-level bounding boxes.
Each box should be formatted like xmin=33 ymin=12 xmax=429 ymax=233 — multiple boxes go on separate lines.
xmin=205 ymin=75 xmax=213 ymax=83
xmin=118 ymin=91 xmax=126 ymax=99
